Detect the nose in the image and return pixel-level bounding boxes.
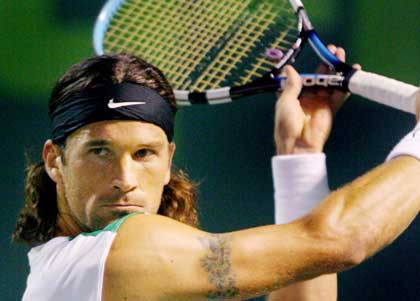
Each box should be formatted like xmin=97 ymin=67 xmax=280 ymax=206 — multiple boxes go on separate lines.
xmin=112 ymin=155 xmax=138 ymax=193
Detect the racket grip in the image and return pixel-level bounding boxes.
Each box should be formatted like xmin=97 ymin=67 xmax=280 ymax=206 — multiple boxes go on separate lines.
xmin=348 ymin=70 xmax=418 ymax=115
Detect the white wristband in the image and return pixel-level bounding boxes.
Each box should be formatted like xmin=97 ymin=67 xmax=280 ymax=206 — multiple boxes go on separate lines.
xmin=386 ymin=121 xmax=420 ymax=162
xmin=272 ymin=153 xmax=330 ymax=224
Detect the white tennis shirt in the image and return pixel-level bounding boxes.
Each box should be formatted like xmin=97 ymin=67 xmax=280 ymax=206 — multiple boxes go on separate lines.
xmin=22 ymin=214 xmax=134 ymax=301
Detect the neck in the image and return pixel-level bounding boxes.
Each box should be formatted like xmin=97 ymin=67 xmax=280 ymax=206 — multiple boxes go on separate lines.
xmin=54 ymin=194 xmax=85 ymax=237
xmin=54 ymin=212 xmax=84 ymax=237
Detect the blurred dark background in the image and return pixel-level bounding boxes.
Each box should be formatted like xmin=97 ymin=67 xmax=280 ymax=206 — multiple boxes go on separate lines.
xmin=1 ymin=1 xmax=419 ymax=300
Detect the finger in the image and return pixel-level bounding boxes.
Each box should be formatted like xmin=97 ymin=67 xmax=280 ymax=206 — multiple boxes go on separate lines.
xmin=352 ymin=63 xmax=362 ymax=70
xmin=334 ymin=46 xmax=346 ymax=62
xmin=326 ymin=44 xmax=345 ymax=61
xmin=280 ymin=65 xmax=302 ymax=102
xmin=327 ymin=44 xmax=337 ymax=55
xmin=316 ymin=44 xmax=342 ymax=74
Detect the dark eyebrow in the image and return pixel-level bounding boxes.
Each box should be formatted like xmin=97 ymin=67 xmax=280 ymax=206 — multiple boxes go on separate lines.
xmin=139 ymin=141 xmax=165 ymax=148
xmin=83 ymin=139 xmax=165 ymax=149
xmin=83 ymin=139 xmax=111 ymax=148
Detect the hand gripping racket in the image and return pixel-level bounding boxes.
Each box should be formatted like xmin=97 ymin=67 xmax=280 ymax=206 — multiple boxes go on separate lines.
xmin=93 ymin=0 xmax=418 ymax=113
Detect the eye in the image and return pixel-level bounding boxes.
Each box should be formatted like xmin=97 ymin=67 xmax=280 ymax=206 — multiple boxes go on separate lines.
xmin=90 ymin=147 xmax=111 ymax=157
xmin=135 ymin=148 xmax=154 ymax=159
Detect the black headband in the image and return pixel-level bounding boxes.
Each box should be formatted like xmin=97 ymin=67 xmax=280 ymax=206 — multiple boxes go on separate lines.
xmin=50 ymin=82 xmax=175 ymax=143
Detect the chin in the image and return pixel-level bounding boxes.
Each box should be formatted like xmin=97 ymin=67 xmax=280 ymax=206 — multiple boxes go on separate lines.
xmin=88 ymin=212 xmax=127 ymax=230
xmin=90 ymin=207 xmax=149 ymax=230
xmin=108 ymin=207 xmax=147 ymax=221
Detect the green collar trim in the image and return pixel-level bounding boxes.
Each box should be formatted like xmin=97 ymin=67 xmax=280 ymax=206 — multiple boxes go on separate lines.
xmin=79 ymin=212 xmax=140 ymax=237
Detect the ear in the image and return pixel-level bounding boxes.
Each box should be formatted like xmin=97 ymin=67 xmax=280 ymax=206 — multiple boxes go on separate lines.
xmin=43 ymin=139 xmax=64 ymax=184
xmin=164 ymin=142 xmax=176 ymax=185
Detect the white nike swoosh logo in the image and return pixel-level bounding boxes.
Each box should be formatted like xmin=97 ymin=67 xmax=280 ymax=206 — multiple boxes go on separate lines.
xmin=107 ymin=98 xmax=146 ymax=108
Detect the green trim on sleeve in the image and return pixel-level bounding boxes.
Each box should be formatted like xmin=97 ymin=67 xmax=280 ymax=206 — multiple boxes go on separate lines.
xmin=80 ymin=212 xmax=141 ymax=237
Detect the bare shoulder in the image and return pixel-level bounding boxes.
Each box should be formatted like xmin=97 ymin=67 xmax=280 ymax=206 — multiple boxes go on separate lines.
xmin=113 ymin=213 xmax=205 ymax=242
xmin=108 ymin=213 xmax=208 ymax=259
xmin=103 ymin=214 xmax=213 ymax=301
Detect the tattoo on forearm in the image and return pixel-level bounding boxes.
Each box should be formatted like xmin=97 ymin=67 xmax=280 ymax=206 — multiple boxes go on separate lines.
xmin=199 ymin=234 xmax=240 ymax=300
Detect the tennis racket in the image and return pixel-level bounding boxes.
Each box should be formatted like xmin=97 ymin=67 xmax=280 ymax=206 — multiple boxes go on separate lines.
xmin=93 ymin=0 xmax=418 ymax=114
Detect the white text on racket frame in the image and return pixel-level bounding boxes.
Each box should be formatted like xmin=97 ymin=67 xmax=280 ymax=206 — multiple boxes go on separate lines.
xmin=301 ymin=75 xmax=343 ymax=87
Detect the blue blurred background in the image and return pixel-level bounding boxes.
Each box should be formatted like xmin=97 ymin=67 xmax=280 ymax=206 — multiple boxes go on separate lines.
xmin=1 ymin=1 xmax=419 ymax=300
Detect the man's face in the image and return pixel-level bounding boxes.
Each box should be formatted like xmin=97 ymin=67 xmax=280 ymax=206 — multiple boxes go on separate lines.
xmin=52 ymin=120 xmax=174 ymax=231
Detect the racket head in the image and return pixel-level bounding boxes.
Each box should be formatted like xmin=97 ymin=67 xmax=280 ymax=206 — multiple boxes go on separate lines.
xmin=93 ymin=0 xmax=126 ymax=55
xmin=93 ymin=0 xmax=302 ymax=96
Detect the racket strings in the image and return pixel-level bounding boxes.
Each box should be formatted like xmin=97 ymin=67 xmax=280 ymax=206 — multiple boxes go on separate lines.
xmin=170 ymin=1 xmax=256 ymax=90
xmin=231 ymin=2 xmax=299 ymax=85
xmin=103 ymin=0 xmax=299 ymax=91
xmin=190 ymin=5 xmax=263 ymax=90
xmin=107 ymin=0 xmax=201 ymax=85
xmin=106 ymin=0 xmax=249 ymax=90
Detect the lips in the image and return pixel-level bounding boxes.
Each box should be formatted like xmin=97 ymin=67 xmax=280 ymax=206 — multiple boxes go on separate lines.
xmin=101 ymin=194 xmax=145 ymax=208
xmin=104 ymin=204 xmax=143 ymax=208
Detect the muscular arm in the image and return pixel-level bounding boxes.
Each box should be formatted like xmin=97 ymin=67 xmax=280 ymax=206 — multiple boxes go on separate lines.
xmin=103 ymin=156 xmax=420 ymax=301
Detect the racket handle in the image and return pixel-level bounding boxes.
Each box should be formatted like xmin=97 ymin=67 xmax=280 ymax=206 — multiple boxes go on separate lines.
xmin=348 ymin=70 xmax=418 ymax=115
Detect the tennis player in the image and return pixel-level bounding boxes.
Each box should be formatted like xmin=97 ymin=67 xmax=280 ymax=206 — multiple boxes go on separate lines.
xmin=14 ymin=52 xmax=420 ymax=301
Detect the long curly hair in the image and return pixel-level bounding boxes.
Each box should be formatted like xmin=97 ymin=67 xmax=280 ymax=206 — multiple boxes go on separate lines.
xmin=13 ymin=54 xmax=199 ymax=244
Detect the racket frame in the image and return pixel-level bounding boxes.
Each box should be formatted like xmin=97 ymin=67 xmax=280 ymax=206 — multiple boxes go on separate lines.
xmin=93 ymin=0 xmax=353 ymax=104
xmin=93 ymin=0 xmax=126 ymax=55
xmin=93 ymin=0 xmax=418 ymax=114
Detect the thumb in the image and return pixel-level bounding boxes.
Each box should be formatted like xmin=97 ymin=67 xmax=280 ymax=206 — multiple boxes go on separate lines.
xmin=280 ymin=65 xmax=303 ymax=102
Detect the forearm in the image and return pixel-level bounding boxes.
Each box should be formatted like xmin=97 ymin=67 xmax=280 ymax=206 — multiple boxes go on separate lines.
xmin=266 ymin=274 xmax=336 ymax=301
xmin=269 ymin=153 xmax=336 ymax=301
xmin=310 ymin=156 xmax=420 ymax=261
xmin=233 ymin=156 xmax=420 ymax=298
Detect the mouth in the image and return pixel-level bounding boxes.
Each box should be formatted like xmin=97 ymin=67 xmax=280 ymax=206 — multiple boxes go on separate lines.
xmin=104 ymin=204 xmax=144 ymax=210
